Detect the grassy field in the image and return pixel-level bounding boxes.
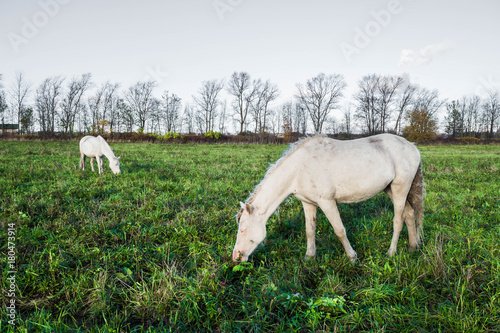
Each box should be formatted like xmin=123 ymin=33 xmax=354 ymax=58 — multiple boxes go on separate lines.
xmin=1 ymin=140 xmax=499 ymax=332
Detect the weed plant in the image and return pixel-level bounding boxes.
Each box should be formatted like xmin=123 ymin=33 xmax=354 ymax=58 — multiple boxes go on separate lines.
xmin=0 ymin=141 xmax=499 ymax=332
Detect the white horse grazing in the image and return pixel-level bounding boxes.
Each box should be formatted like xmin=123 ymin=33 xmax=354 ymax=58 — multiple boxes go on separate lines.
xmin=79 ymin=135 xmax=121 ymax=175
xmin=232 ymin=134 xmax=424 ymax=263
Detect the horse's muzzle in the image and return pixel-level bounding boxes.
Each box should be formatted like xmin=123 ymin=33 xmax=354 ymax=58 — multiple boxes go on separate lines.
xmin=232 ymin=250 xmax=247 ymax=263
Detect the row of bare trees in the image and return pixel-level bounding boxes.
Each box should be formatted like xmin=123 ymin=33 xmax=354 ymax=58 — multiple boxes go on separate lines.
xmin=1 ymin=71 xmax=499 ymax=137
xmin=353 ymin=74 xmax=446 ymax=135
xmin=445 ymin=91 xmax=500 ymax=138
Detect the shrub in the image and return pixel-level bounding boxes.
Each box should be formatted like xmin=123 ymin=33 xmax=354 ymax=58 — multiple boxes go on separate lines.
xmin=403 ymin=109 xmax=438 ymax=143
xmin=204 ymin=131 xmax=222 ymax=140
xmin=457 ymin=137 xmax=481 ymax=144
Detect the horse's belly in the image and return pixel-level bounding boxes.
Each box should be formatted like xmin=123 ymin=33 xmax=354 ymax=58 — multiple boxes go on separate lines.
xmin=81 ymin=143 xmax=101 ymax=158
xmin=331 ymin=166 xmax=394 ymax=204
xmin=334 ymin=180 xmax=391 ymax=203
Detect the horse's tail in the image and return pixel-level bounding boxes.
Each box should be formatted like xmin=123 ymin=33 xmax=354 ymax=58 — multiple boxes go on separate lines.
xmin=407 ymin=163 xmax=425 ymax=244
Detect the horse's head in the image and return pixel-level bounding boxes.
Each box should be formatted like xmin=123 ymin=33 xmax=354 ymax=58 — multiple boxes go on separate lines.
xmin=109 ymin=156 xmax=121 ymax=175
xmin=232 ymin=202 xmax=266 ymax=263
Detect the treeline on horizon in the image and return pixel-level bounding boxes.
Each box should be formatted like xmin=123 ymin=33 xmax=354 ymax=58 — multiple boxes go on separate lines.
xmin=0 ymin=71 xmax=499 ymax=142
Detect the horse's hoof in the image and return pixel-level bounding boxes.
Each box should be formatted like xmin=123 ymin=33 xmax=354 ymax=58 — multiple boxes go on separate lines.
xmin=408 ymin=244 xmax=419 ymax=252
xmin=386 ymin=248 xmax=397 ymax=257
xmin=348 ymin=253 xmax=358 ymax=264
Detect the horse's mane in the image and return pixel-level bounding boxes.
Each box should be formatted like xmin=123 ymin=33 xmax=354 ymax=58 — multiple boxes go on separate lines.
xmin=245 ymin=136 xmax=319 ymax=205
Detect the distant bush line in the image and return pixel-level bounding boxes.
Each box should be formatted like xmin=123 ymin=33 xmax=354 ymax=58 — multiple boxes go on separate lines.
xmin=0 ymin=131 xmax=499 ymax=145
xmin=0 ymin=131 xmax=288 ymax=144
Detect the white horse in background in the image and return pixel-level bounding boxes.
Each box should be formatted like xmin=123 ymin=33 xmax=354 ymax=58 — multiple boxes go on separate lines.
xmin=79 ymin=135 xmax=121 ymax=175
xmin=232 ymin=134 xmax=424 ymax=263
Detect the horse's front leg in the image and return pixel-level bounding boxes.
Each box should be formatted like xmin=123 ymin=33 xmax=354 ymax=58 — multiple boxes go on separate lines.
xmin=96 ymin=156 xmax=102 ymax=174
xmin=80 ymin=154 xmax=85 ymax=170
xmin=319 ymin=199 xmax=357 ymax=263
xmin=302 ymin=201 xmax=317 ymax=260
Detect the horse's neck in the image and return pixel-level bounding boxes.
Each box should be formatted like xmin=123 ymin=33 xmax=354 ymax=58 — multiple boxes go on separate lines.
xmin=99 ymin=138 xmax=115 ymax=159
xmin=251 ymin=163 xmax=293 ymax=220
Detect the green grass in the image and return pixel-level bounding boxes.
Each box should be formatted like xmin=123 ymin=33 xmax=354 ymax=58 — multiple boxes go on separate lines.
xmin=1 ymin=141 xmax=499 ymax=332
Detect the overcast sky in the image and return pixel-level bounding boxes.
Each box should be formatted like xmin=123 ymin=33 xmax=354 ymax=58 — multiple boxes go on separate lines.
xmin=2 ymin=0 xmax=500 ymax=112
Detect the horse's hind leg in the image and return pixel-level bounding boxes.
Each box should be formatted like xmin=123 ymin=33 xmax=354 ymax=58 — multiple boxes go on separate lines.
xmin=302 ymin=201 xmax=317 ymax=259
xmin=318 ymin=199 xmax=357 ymax=263
xmin=385 ymin=188 xmax=419 ymax=252
xmin=90 ymin=157 xmax=95 ymax=172
xmin=403 ymin=203 xmax=418 ymax=251
xmin=386 ymin=183 xmax=414 ymax=257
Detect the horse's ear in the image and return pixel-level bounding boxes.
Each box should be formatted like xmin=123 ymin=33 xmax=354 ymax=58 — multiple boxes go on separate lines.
xmin=245 ymin=203 xmax=253 ymax=214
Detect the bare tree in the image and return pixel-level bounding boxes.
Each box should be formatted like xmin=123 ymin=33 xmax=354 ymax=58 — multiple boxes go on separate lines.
xmin=193 ymin=79 xmax=224 ymax=133
xmin=296 ymin=73 xmax=346 ymax=134
xmin=35 ymin=76 xmax=64 ymax=133
xmin=75 ymin=103 xmax=89 ymax=133
xmin=268 ymin=107 xmax=282 ymax=135
xmin=294 ymin=102 xmax=308 ymax=134
xmin=88 ymin=86 xmax=104 ymax=133
xmin=218 ymin=100 xmax=228 ymax=133
xmin=0 ymin=75 xmax=8 ymax=133
xmin=463 ymin=95 xmax=481 ymax=136
xmin=413 ymin=87 xmax=446 ymax=117
xmin=9 ymin=71 xmax=33 ymax=134
xmin=354 ymin=74 xmax=380 ymax=134
xmin=341 ymin=102 xmax=354 ymax=137
xmin=88 ymin=82 xmax=120 ymax=134
xmin=115 ymin=98 xmax=134 ymax=133
xmin=227 ymin=72 xmax=259 ymax=134
xmin=147 ymin=98 xmax=162 ymax=133
xmin=260 ymin=82 xmax=279 ymax=133
xmin=161 ymin=91 xmax=182 ymax=133
xmin=251 ymin=80 xmax=279 ymax=133
xmin=482 ymin=89 xmax=500 ymax=138
xmin=249 ymin=79 xmax=264 ymax=133
xmin=393 ymin=82 xmax=416 ymax=134
xmin=354 ymin=74 xmax=405 ymax=134
xmin=281 ymin=101 xmax=293 ymax=131
xmin=183 ymin=103 xmax=195 ymax=134
xmin=377 ymin=75 xmax=403 ymax=132
xmin=125 ymin=81 xmax=157 ymax=132
xmin=59 ymin=73 xmax=92 ymax=134
xmin=106 ymin=84 xmax=121 ymax=133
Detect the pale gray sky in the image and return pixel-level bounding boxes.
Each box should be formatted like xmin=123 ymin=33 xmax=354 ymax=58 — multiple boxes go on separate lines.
xmin=1 ymin=0 xmax=499 ymax=112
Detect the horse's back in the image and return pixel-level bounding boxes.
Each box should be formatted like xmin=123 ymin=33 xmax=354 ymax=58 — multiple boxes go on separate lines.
xmin=300 ymin=134 xmax=419 ymax=168
xmin=291 ymin=134 xmax=420 ymax=203
xmin=80 ymin=136 xmax=101 ymax=157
